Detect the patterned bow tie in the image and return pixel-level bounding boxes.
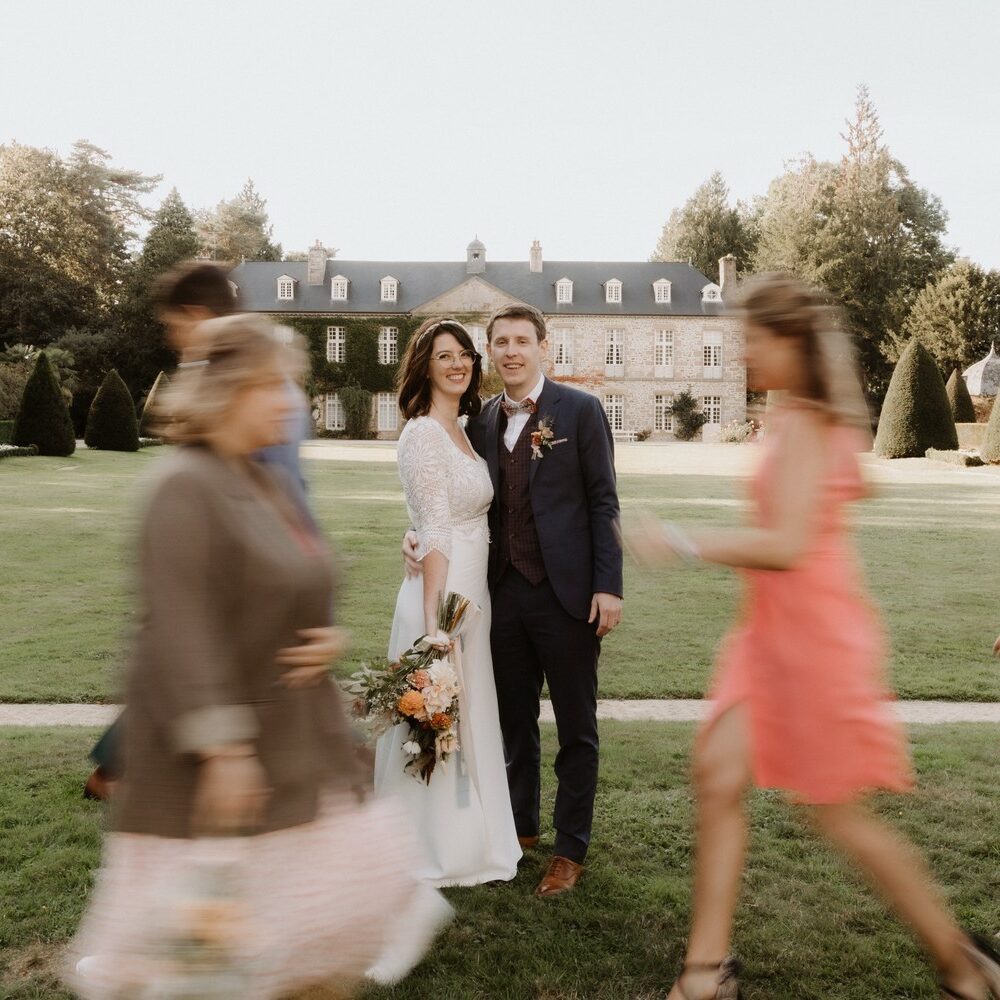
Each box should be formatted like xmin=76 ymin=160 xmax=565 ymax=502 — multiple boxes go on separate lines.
xmin=501 ymin=398 xmax=537 ymax=418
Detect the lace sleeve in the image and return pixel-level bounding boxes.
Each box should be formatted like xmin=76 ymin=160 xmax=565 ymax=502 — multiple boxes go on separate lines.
xmin=398 ymin=420 xmax=452 ymax=561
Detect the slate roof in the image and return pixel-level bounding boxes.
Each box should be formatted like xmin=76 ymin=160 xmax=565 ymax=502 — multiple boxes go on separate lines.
xmin=229 ymin=259 xmax=728 ymax=317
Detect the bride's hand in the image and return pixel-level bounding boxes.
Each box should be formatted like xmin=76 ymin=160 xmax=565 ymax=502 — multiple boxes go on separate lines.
xmin=402 ymin=530 xmax=422 ymax=578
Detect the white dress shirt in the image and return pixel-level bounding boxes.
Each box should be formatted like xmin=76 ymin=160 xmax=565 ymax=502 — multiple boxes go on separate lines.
xmin=502 ymin=373 xmax=546 ymax=451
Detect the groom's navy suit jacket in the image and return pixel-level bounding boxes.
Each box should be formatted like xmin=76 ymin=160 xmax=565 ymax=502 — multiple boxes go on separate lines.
xmin=466 ymin=378 xmax=623 ymax=622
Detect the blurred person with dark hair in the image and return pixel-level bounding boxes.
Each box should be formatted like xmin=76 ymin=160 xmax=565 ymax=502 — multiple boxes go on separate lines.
xmin=85 ymin=261 xmax=327 ymax=801
xmin=627 ymin=274 xmax=1000 ymax=1000
xmin=67 ymin=317 xmax=449 ymax=999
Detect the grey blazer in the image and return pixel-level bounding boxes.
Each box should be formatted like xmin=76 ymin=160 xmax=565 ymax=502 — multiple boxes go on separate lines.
xmin=114 ymin=446 xmax=360 ymax=838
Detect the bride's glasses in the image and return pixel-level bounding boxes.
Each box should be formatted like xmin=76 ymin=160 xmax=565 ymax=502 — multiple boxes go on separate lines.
xmin=432 ymin=350 xmax=477 ymax=365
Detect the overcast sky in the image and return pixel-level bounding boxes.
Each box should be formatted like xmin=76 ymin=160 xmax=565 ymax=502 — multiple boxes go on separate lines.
xmin=4 ymin=0 xmax=998 ymax=270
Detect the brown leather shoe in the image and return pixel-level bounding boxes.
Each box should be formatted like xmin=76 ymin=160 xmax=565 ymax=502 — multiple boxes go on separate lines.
xmin=518 ymin=835 xmax=539 ymax=850
xmin=534 ymin=856 xmax=583 ymax=898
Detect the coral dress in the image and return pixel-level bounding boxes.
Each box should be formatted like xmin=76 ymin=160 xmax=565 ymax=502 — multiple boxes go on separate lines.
xmin=707 ymin=407 xmax=914 ymax=804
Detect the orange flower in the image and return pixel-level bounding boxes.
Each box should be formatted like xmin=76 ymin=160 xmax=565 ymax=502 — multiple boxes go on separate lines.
xmin=398 ymin=690 xmax=426 ymax=717
xmin=409 ymin=670 xmax=431 ymax=690
xmin=430 ymin=712 xmax=451 ymax=731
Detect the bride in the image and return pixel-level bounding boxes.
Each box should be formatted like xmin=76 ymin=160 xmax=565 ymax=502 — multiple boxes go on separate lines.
xmin=373 ymin=318 xmax=521 ymax=886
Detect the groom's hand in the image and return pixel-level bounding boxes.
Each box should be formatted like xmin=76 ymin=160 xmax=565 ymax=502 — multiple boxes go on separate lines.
xmin=589 ymin=593 xmax=622 ymax=637
xmin=402 ymin=530 xmax=422 ymax=578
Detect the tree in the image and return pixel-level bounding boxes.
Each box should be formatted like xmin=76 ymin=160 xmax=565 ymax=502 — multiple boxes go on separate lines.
xmin=651 ymin=172 xmax=756 ymax=280
xmin=12 ymin=351 xmax=76 ymax=456
xmin=340 ymin=384 xmax=374 ymax=439
xmin=874 ymin=341 xmax=957 ymax=458
xmin=945 ymin=369 xmax=976 ymax=424
xmin=85 ymin=369 xmax=140 ymax=451
xmin=980 ymin=392 xmax=1000 ymax=463
xmin=135 ymin=188 xmax=200 ymax=276
xmin=140 ymin=370 xmax=169 ymax=436
xmin=669 ymin=389 xmax=708 ymax=441
xmin=753 ymin=88 xmax=953 ymax=399
xmin=889 ymin=260 xmax=1000 ymax=375
xmin=0 ymin=140 xmax=159 ymax=346
xmin=196 ymin=179 xmax=282 ymax=262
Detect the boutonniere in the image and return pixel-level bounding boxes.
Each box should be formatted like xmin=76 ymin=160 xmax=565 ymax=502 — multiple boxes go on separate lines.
xmin=530 ymin=415 xmax=568 ymax=460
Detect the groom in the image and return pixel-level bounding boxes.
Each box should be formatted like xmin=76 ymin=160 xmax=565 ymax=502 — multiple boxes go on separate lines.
xmin=407 ymin=303 xmax=623 ymax=897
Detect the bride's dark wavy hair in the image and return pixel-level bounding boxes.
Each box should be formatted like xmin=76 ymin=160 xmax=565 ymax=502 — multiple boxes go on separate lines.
xmin=396 ymin=318 xmax=483 ymax=420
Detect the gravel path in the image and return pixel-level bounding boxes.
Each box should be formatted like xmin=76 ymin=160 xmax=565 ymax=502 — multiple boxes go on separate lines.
xmin=2 ymin=700 xmax=999 ymax=728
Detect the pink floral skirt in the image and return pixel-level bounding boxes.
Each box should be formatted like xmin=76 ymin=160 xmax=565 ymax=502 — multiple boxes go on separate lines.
xmin=65 ymin=794 xmax=451 ymax=999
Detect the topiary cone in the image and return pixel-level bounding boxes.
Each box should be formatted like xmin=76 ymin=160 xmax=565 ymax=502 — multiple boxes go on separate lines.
xmin=945 ymin=369 xmax=976 ymax=424
xmin=874 ymin=341 xmax=958 ymax=458
xmin=12 ymin=351 xmax=76 ymax=456
xmin=140 ymin=370 xmax=169 ymax=437
xmin=85 ymin=370 xmax=140 ymax=452
xmin=980 ymin=393 xmax=1000 ymax=463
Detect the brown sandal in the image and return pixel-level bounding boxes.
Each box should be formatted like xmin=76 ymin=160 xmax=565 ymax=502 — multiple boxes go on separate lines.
xmin=676 ymin=957 xmax=742 ymax=1000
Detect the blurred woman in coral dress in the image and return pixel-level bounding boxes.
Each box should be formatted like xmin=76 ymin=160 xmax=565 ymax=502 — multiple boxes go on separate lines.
xmin=629 ymin=274 xmax=1000 ymax=1000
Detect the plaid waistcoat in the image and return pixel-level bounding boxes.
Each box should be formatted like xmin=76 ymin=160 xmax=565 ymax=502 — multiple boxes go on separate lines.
xmin=496 ymin=412 xmax=547 ymax=585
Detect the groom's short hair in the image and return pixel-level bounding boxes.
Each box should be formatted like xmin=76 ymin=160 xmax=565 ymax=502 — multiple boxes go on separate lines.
xmin=486 ymin=304 xmax=547 ymax=343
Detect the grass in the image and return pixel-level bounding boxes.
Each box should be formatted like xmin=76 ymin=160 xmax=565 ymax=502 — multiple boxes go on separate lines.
xmin=1 ymin=723 xmax=998 ymax=999
xmin=1 ymin=450 xmax=999 ymax=702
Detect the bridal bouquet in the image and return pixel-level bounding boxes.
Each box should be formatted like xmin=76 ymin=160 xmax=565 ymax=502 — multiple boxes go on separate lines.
xmin=349 ymin=592 xmax=473 ymax=784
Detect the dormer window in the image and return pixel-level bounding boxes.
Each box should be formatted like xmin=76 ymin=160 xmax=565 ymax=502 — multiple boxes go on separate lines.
xmin=702 ymin=283 xmax=722 ymax=303
xmin=653 ymin=279 xmax=672 ymax=304
xmin=605 ymin=279 xmax=623 ymax=304
xmin=277 ymin=275 xmax=295 ymax=301
xmin=380 ymin=276 xmax=399 ymax=303
xmin=331 ymin=275 xmax=349 ymax=301
xmin=555 ymin=278 xmax=573 ymax=304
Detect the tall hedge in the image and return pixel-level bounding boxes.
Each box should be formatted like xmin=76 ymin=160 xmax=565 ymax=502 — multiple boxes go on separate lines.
xmin=340 ymin=385 xmax=374 ymax=440
xmin=12 ymin=351 xmax=76 ymax=456
xmin=945 ymin=368 xmax=976 ymax=424
xmin=85 ymin=369 xmax=140 ymax=452
xmin=981 ymin=390 xmax=1000 ymax=463
xmin=874 ymin=341 xmax=957 ymax=458
xmin=140 ymin=370 xmax=169 ymax=436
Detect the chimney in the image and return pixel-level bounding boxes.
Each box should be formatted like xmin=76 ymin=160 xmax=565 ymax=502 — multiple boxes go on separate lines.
xmin=307 ymin=240 xmax=327 ymax=286
xmin=719 ymin=254 xmax=737 ymax=296
xmin=529 ymin=240 xmax=543 ymax=273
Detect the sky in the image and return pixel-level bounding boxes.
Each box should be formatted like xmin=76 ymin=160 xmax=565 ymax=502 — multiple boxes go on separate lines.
xmin=4 ymin=0 xmax=999 ymax=270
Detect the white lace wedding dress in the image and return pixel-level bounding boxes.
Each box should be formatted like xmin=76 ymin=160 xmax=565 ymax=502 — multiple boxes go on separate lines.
xmin=374 ymin=416 xmax=521 ymax=887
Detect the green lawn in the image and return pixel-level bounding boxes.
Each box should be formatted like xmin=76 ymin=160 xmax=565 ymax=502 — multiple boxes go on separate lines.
xmin=1 ymin=450 xmax=999 ymax=702
xmin=2 ymin=724 xmax=998 ymax=999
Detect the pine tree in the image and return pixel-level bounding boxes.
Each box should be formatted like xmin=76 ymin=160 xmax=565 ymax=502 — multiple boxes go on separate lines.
xmin=196 ymin=179 xmax=282 ymax=262
xmin=874 ymin=341 xmax=957 ymax=457
xmin=945 ymin=369 xmax=976 ymax=424
xmin=85 ymin=369 xmax=140 ymax=451
xmin=651 ymin=172 xmax=756 ymax=280
xmin=139 ymin=188 xmax=200 ymax=276
xmin=12 ymin=351 xmax=76 ymax=456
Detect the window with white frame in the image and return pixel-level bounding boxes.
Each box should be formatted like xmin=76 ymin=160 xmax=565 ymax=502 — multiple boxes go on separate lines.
xmin=380 ymin=276 xmax=398 ymax=303
xmin=605 ymin=329 xmax=624 ymax=375
xmin=654 ymin=393 xmax=674 ymax=433
xmin=555 ymin=278 xmax=573 ymax=304
xmin=603 ymin=393 xmax=624 ymax=432
xmin=552 ymin=329 xmax=574 ymax=375
xmin=377 ymin=392 xmax=398 ymax=432
xmin=330 ymin=275 xmax=349 ymax=301
xmin=703 ymin=330 xmax=723 ymax=378
xmin=654 ymin=330 xmax=674 ymax=374
xmin=467 ymin=324 xmax=488 ymax=371
xmin=702 ymin=283 xmax=721 ymax=303
xmin=378 ymin=326 xmax=398 ymax=365
xmin=324 ymin=392 xmax=345 ymax=431
xmin=605 ymin=279 xmax=623 ymax=304
xmin=326 ymin=326 xmax=345 ymax=363
xmin=277 ymin=276 xmax=295 ymax=300
xmin=702 ymin=395 xmax=722 ymax=425
xmin=653 ymin=279 xmax=671 ymax=304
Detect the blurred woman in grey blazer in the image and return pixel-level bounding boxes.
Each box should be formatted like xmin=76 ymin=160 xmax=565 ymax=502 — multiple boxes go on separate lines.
xmin=67 ymin=316 xmax=449 ymax=1000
